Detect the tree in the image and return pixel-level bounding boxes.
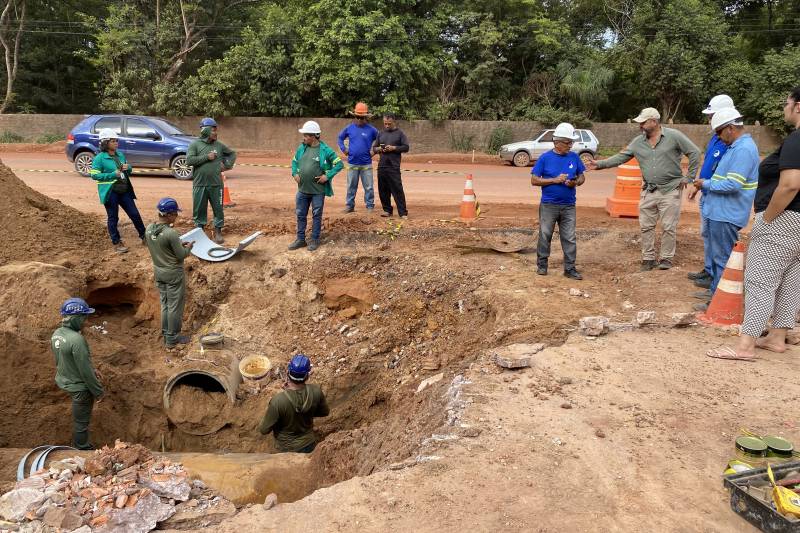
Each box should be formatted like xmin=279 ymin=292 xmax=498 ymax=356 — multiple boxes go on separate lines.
xmin=0 ymin=0 xmax=26 ymax=113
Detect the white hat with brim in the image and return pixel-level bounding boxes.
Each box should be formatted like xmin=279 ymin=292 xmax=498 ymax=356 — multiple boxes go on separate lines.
xmin=633 ymin=108 xmax=661 ymax=123
xmin=703 ymin=94 xmax=734 ymax=115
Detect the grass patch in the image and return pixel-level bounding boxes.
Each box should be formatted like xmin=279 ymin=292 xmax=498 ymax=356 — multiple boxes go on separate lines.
xmin=448 ymin=130 xmax=475 ymax=153
xmin=0 ymin=131 xmax=25 ymax=143
xmin=36 ymin=133 xmax=63 ymax=144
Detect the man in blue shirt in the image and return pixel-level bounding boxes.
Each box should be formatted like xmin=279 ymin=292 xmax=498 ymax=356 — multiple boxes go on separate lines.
xmin=338 ymin=102 xmax=379 ymax=213
xmin=688 ymin=94 xmax=733 ymax=289
xmin=531 ymin=123 xmax=586 ymax=280
xmin=690 ymin=108 xmax=759 ymax=311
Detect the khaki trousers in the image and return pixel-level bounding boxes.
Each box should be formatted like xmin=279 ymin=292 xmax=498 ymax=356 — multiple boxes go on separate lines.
xmin=639 ymin=187 xmax=682 ymax=261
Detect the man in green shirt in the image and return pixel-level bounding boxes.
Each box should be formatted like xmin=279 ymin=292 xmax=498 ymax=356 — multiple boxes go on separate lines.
xmin=288 ymin=121 xmax=344 ymax=251
xmin=145 ymin=197 xmax=194 ymax=349
xmin=51 ymin=298 xmax=104 ymax=450
xmin=258 ymin=355 xmax=330 ymax=453
xmin=588 ymin=108 xmax=701 ymax=271
xmin=186 ymin=117 xmax=236 ymax=244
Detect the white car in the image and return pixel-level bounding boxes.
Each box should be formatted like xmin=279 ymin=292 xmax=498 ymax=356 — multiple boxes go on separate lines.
xmin=499 ymin=129 xmax=599 ymax=167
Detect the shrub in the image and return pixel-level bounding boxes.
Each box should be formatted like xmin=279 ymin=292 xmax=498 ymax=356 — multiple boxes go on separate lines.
xmin=485 ymin=126 xmax=513 ymax=154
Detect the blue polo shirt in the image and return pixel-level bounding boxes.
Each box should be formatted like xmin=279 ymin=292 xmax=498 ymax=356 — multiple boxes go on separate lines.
xmin=337 ymin=123 xmax=379 ymax=166
xmin=532 ymin=150 xmax=586 ymax=205
xmin=701 ymin=134 xmax=759 ymax=228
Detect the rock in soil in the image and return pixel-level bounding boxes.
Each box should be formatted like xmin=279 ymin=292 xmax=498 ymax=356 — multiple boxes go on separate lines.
xmin=263 ymin=493 xmax=278 ymax=510
xmin=579 ymin=316 xmax=609 ymax=336
xmin=491 ymin=343 xmax=545 ymax=369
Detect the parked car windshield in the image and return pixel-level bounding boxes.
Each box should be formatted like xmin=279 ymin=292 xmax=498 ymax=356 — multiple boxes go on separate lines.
xmin=531 ymin=130 xmax=547 ymax=141
xmin=150 ymin=118 xmax=190 ymax=136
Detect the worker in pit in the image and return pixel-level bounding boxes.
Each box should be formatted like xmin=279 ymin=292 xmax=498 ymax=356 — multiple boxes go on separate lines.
xmin=144 ymin=198 xmax=194 ymax=349
xmin=258 ymin=355 xmax=330 ymax=453
xmin=51 ymin=298 xmax=104 ymax=450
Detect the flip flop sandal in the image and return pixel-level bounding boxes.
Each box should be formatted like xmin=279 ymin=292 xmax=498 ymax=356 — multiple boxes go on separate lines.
xmin=706 ymin=346 xmax=757 ymax=362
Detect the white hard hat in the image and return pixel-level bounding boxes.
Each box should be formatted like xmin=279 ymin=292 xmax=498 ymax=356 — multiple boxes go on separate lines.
xmin=298 ymin=121 xmax=321 ymax=135
xmin=98 ymin=128 xmax=118 ymax=141
xmin=711 ymin=107 xmax=744 ymax=132
xmin=552 ymin=122 xmax=579 ymax=141
xmin=703 ymin=94 xmax=734 ymax=115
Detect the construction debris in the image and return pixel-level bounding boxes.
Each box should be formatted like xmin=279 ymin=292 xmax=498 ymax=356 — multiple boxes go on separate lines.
xmin=635 ymin=310 xmax=657 ymax=326
xmin=0 ymin=441 xmax=236 ymax=533
xmin=671 ymin=312 xmax=697 ymax=327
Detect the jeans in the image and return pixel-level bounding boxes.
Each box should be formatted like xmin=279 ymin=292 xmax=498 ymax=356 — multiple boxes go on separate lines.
xmin=69 ymin=390 xmax=95 ymax=450
xmin=104 ymin=190 xmax=145 ymax=244
xmin=345 ymin=167 xmax=374 ymax=209
xmin=296 ymin=191 xmax=325 ymax=241
xmin=537 ymin=203 xmax=577 ymax=271
xmin=701 ymin=216 xmax=713 ymax=275
xmin=377 ymin=167 xmax=407 ymax=216
xmin=707 ymin=219 xmax=741 ymax=294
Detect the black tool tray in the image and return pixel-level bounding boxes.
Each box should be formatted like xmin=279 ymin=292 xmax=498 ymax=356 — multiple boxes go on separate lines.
xmin=724 ymin=461 xmax=800 ymax=532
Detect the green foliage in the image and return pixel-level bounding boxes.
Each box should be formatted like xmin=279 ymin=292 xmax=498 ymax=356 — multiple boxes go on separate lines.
xmin=745 ymin=45 xmax=800 ymax=133
xmin=448 ymin=130 xmax=476 ymax=152
xmin=2 ymin=0 xmax=800 ymax=129
xmin=36 ymin=133 xmax=63 ymax=144
xmin=0 ymin=131 xmax=25 ymax=143
xmin=508 ymin=101 xmax=592 ymax=128
xmin=485 ymin=127 xmax=513 ymax=154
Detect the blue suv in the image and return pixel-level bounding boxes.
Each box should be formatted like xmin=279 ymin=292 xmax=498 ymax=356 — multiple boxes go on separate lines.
xmin=66 ymin=115 xmax=197 ymax=180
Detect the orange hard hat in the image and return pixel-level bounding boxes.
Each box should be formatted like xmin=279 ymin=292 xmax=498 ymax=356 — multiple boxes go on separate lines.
xmin=352 ymin=102 xmax=370 ymax=116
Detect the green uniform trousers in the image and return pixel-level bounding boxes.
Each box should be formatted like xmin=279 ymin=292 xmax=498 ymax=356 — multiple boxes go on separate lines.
xmin=69 ymin=390 xmax=95 ymax=450
xmin=155 ymin=270 xmax=186 ymax=346
xmin=192 ymin=185 xmax=224 ymax=229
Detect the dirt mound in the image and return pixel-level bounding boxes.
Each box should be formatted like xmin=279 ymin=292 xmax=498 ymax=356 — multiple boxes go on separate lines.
xmin=0 ymin=160 xmax=105 ymax=265
xmin=166 ymin=383 xmax=233 ymax=435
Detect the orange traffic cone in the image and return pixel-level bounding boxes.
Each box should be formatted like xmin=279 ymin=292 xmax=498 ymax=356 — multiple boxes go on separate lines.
xmin=698 ymin=241 xmax=746 ymax=326
xmin=459 ymin=175 xmax=480 ymax=221
xmin=605 ymin=158 xmax=641 ymax=218
xmin=222 ymin=172 xmax=235 ymax=208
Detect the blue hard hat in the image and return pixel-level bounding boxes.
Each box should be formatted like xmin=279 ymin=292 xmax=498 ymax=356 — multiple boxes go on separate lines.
xmin=200 ymin=117 xmax=217 ymax=127
xmin=61 ymin=297 xmax=95 ymax=316
xmin=156 ymin=197 xmax=181 ymax=214
xmin=288 ymin=354 xmax=312 ymax=381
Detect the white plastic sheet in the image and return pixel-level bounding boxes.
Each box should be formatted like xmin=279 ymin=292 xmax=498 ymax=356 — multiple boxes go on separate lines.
xmin=179 ymin=227 xmax=263 ymax=262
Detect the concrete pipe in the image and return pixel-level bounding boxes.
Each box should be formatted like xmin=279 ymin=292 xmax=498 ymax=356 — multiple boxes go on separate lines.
xmin=163 ymin=357 xmax=242 ymax=436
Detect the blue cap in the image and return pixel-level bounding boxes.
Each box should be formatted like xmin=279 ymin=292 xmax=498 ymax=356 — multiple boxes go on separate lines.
xmin=157 ymin=197 xmax=181 ymax=214
xmin=288 ymin=354 xmax=312 ymax=382
xmin=200 ymin=117 xmax=217 ymax=127
xmin=60 ymin=297 xmax=95 ymax=316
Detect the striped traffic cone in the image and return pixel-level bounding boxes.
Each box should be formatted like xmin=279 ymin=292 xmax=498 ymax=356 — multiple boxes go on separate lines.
xmin=698 ymin=241 xmax=746 ymax=326
xmin=459 ymin=175 xmax=480 ymax=221
xmin=222 ymin=172 xmax=236 ymax=208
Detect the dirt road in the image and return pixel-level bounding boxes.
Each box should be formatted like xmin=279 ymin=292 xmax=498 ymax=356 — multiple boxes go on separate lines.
xmin=1 ymin=151 xmax=700 ymax=219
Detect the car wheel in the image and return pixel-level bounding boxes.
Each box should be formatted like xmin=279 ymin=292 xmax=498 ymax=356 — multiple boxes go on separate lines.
xmin=579 ymin=152 xmax=594 ymax=166
xmin=73 ymin=151 xmax=94 ymax=177
xmin=171 ymin=155 xmax=192 ymax=180
xmin=512 ymin=151 xmax=531 ymax=167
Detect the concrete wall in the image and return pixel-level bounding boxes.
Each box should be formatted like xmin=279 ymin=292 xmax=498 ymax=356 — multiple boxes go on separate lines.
xmin=0 ymin=114 xmax=783 ymax=153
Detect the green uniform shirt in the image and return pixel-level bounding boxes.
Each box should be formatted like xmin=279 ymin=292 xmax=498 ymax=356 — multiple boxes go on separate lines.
xmin=51 ymin=316 xmax=104 ymax=397
xmin=186 ymin=128 xmax=237 ymax=187
xmin=298 ymin=145 xmax=327 ymax=195
xmin=258 ymin=384 xmax=330 ymax=452
xmin=597 ymin=127 xmax=701 ymax=192
xmin=145 ymin=222 xmax=192 ymax=281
